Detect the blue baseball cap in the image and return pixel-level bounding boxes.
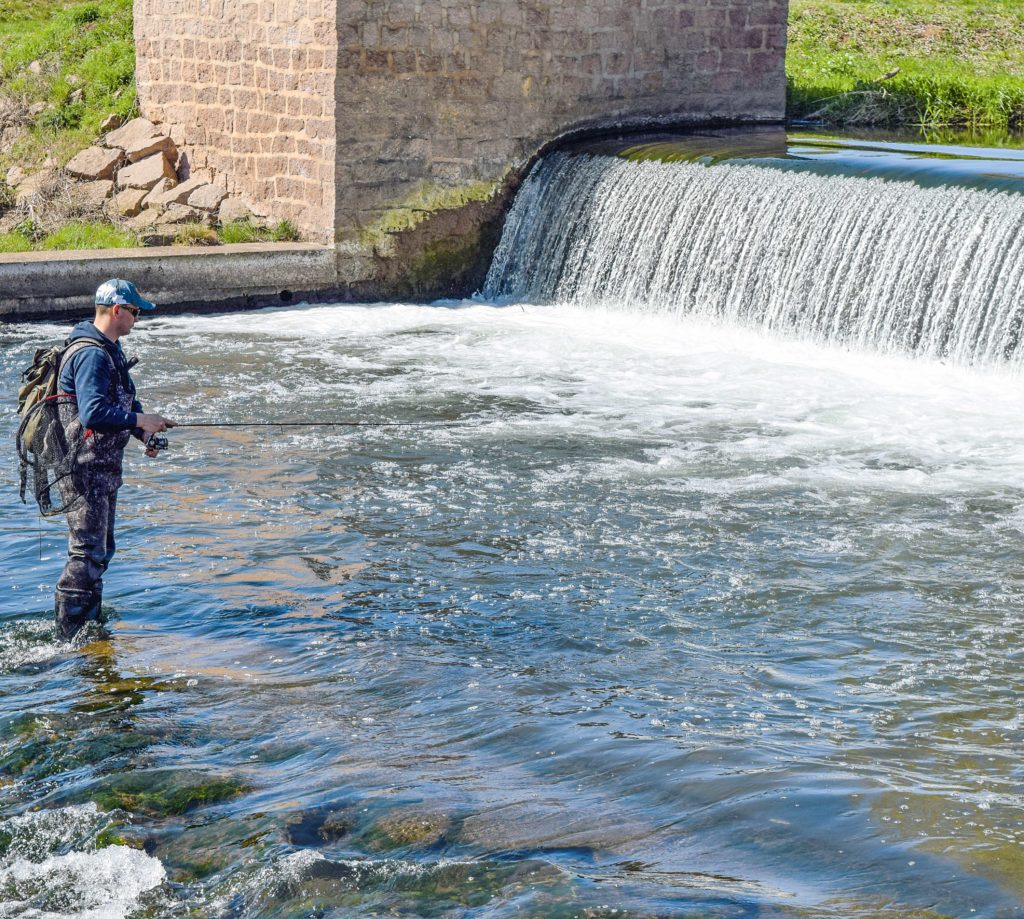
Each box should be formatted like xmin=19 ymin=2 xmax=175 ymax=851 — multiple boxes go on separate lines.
xmin=95 ymin=278 xmax=156 ymax=311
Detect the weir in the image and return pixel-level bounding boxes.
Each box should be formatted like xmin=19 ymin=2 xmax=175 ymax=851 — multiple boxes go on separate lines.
xmin=484 ymin=151 xmax=1024 ymax=368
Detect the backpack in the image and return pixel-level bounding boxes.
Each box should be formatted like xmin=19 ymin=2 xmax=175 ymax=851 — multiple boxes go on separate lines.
xmin=16 ymin=339 xmax=106 ymax=514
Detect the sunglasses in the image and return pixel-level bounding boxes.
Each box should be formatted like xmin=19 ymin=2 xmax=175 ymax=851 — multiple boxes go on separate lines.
xmin=120 ymin=304 xmax=141 ymax=318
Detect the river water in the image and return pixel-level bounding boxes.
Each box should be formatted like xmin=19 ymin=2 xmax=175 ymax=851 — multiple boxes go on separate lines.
xmin=1 ymin=302 xmax=1022 ymax=917
xmin=2 ymin=129 xmax=1024 ymax=917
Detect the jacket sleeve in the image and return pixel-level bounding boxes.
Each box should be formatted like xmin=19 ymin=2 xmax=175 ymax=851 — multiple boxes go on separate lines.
xmin=70 ymin=348 xmax=138 ymax=432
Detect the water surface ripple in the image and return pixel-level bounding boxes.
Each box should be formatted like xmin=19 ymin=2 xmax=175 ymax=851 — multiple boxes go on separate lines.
xmin=1 ymin=304 xmax=1022 ymax=918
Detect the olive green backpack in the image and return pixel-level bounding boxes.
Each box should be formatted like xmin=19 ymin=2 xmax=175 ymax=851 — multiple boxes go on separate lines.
xmin=16 ymin=339 xmax=105 ymax=514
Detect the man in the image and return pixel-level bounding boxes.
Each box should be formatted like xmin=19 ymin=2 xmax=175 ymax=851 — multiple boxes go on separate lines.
xmin=54 ymin=279 xmax=176 ymax=639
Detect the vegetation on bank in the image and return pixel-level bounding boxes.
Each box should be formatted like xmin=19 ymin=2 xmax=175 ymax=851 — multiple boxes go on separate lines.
xmin=0 ymin=218 xmax=301 ymax=254
xmin=787 ymin=0 xmax=1024 ymax=130
xmin=0 ymin=0 xmax=136 ymax=172
xmin=0 ymin=0 xmax=304 ymax=250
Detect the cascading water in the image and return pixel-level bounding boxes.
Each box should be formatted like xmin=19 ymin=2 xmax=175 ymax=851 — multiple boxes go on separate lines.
xmin=484 ymin=152 xmax=1024 ymax=367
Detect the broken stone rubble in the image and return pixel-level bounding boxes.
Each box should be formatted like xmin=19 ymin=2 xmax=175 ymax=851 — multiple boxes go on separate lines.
xmin=2 ymin=114 xmax=265 ymax=245
xmin=116 ymin=152 xmax=176 ymax=190
xmin=102 ymin=117 xmax=178 ymax=164
xmin=65 ymin=145 xmax=123 ymax=181
xmin=115 ymin=187 xmax=149 ymax=218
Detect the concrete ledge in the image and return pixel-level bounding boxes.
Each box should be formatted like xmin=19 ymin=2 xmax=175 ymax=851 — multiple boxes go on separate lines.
xmin=0 ymin=243 xmax=339 ymax=322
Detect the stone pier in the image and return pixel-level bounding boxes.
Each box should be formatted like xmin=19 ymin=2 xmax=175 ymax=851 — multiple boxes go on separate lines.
xmin=135 ymin=0 xmax=788 ymax=299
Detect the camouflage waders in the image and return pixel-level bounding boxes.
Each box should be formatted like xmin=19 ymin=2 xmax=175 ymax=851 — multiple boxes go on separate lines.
xmin=55 ymin=354 xmax=135 ymax=639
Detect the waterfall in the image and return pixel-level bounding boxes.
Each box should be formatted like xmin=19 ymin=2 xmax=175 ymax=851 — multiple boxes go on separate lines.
xmin=483 ymin=153 xmax=1024 ymax=367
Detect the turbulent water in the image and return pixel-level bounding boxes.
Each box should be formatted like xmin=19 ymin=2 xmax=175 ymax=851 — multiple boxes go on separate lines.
xmin=1 ymin=300 xmax=1022 ymax=917
xmin=484 ymin=154 xmax=1024 ymax=368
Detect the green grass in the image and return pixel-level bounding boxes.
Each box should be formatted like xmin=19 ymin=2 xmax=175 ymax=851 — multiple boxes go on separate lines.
xmin=787 ymin=0 xmax=1024 ymax=130
xmin=0 ymin=0 xmax=136 ymax=173
xmin=0 ymin=231 xmax=33 ymax=253
xmin=0 ymin=219 xmax=306 ymax=253
xmin=174 ymin=222 xmax=219 ymax=246
xmin=0 ymin=219 xmax=138 ymax=252
xmin=218 ymin=219 xmax=302 ymax=244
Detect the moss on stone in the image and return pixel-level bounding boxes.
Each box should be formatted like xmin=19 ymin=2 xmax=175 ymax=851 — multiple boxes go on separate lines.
xmin=0 ymin=713 xmax=155 ymax=781
xmin=90 ymin=770 xmax=248 ymax=817
xmin=363 ymin=808 xmax=452 ymax=852
xmin=405 ymin=235 xmax=483 ymax=292
xmin=95 ymin=828 xmax=148 ymax=850
xmin=354 ymin=176 xmax=506 ymax=251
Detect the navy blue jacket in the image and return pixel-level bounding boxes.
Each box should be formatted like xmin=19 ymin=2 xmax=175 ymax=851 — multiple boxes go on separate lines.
xmin=57 ymin=321 xmax=143 ymax=433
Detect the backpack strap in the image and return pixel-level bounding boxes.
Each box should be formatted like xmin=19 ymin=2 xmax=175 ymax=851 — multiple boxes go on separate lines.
xmin=58 ymin=339 xmax=114 ymax=391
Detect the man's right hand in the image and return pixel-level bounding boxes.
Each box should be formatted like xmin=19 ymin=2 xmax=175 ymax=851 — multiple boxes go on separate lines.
xmin=135 ymin=413 xmax=177 ymax=435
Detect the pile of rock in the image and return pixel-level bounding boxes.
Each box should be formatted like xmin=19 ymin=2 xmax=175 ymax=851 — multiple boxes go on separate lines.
xmin=3 ymin=116 xmax=264 ymax=244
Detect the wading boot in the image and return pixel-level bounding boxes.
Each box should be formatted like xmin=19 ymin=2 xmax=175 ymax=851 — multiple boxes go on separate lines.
xmin=54 ymin=590 xmax=102 ymax=641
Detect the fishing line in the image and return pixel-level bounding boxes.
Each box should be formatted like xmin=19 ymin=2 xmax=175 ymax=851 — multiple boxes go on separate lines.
xmin=172 ymin=421 xmax=462 ymax=428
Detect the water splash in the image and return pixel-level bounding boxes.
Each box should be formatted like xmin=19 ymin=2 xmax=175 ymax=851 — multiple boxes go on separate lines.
xmin=483 ymin=153 xmax=1024 ymax=368
xmin=0 ymin=805 xmax=165 ymax=919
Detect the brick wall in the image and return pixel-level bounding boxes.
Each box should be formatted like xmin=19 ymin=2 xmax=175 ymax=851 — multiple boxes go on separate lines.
xmin=135 ymin=0 xmax=338 ymax=241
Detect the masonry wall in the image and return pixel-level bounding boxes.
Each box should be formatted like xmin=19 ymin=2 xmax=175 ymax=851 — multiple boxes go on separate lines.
xmin=334 ymin=0 xmax=788 ymax=242
xmin=135 ymin=0 xmax=788 ymax=293
xmin=135 ymin=0 xmax=338 ymax=241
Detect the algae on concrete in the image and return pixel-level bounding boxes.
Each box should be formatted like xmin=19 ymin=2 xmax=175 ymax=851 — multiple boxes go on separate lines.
xmin=352 ymin=176 xmax=507 ymax=254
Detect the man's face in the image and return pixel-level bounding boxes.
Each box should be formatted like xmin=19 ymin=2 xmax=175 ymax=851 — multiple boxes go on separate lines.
xmin=113 ymin=303 xmax=139 ymax=335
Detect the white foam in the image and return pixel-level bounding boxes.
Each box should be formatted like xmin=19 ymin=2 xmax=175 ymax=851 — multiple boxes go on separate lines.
xmin=0 ymin=806 xmax=165 ymax=919
xmin=135 ymin=301 xmax=1024 ymax=500
xmin=0 ymin=846 xmax=165 ymax=919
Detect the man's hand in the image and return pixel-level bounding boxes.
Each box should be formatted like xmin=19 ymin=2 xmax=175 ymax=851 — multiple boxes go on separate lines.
xmin=135 ymin=413 xmax=177 ymax=435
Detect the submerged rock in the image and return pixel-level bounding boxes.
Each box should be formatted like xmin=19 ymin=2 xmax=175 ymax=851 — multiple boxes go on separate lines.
xmin=363 ymin=807 xmax=452 ymax=852
xmin=87 ymin=769 xmax=248 ymax=818
xmin=284 ymin=805 xmax=355 ymax=846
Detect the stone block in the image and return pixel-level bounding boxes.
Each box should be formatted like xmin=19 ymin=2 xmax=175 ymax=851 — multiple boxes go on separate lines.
xmin=65 ymin=145 xmax=124 ymax=181
xmin=218 ymin=196 xmax=255 ymax=224
xmin=116 ymin=187 xmax=149 ymax=217
xmin=14 ymin=169 xmax=60 ymax=205
xmin=117 ymin=152 xmax=176 ymax=190
xmin=156 ymin=203 xmax=213 ymax=226
xmin=71 ymin=179 xmax=114 ymax=209
xmin=104 ymin=117 xmax=178 ymax=163
xmin=188 ymin=183 xmax=228 ymax=211
xmin=123 ymin=210 xmax=159 ymax=233
xmin=147 ymin=175 xmax=208 ymax=208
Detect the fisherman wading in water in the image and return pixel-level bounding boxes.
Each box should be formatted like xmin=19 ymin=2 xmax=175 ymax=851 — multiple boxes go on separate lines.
xmin=54 ymin=279 xmax=176 ymax=639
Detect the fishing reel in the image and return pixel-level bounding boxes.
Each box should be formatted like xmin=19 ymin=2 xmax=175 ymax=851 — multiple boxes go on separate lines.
xmin=145 ymin=434 xmax=169 ymax=453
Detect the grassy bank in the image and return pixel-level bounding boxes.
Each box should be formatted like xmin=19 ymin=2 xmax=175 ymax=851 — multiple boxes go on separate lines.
xmin=0 ymin=0 xmax=136 ymax=172
xmin=787 ymin=0 xmax=1024 ymax=130
xmin=0 ymin=0 xmax=305 ymax=251
xmin=0 ymin=218 xmax=301 ymax=254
